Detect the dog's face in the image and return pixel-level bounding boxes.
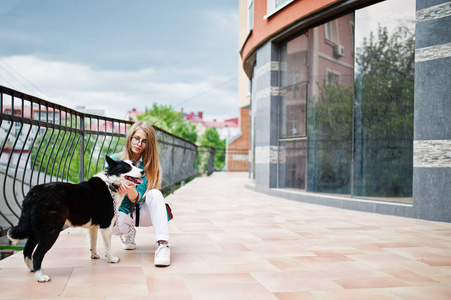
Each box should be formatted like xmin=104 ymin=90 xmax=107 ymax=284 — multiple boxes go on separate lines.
xmin=105 ymin=155 xmax=144 ymax=186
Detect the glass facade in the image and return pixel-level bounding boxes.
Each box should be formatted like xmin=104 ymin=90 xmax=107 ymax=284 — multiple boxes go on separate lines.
xmin=279 ymin=34 xmax=308 ymax=139
xmin=277 ymin=0 xmax=415 ymax=203
xmin=279 ymin=139 xmax=307 ymax=189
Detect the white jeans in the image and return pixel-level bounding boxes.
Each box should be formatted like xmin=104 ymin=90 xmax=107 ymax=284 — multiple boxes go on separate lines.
xmin=114 ymin=189 xmax=169 ymax=243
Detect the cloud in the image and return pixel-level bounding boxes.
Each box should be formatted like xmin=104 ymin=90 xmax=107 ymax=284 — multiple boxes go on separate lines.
xmin=0 ymin=1 xmax=239 ymax=122
xmin=0 ymin=55 xmax=238 ymax=120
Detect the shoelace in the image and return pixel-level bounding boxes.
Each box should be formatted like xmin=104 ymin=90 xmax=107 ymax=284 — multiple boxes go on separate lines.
xmin=155 ymin=244 xmax=169 ymax=257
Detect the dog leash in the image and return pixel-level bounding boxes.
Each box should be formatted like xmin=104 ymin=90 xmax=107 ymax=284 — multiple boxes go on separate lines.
xmin=129 ymin=201 xmax=140 ymax=226
xmin=108 ymin=184 xmax=130 ymax=244
xmin=108 ymin=185 xmax=119 ymax=231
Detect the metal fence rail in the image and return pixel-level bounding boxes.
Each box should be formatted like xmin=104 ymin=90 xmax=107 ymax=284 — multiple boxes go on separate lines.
xmin=0 ymin=85 xmax=211 ymax=236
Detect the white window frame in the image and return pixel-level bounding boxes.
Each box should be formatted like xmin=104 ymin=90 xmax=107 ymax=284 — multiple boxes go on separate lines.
xmin=246 ymin=78 xmax=252 ymax=97
xmin=325 ymin=20 xmax=339 ymax=44
xmin=265 ymin=0 xmax=294 ymax=19
xmin=326 ymin=68 xmax=341 ymax=85
xmin=247 ymin=0 xmax=254 ymax=33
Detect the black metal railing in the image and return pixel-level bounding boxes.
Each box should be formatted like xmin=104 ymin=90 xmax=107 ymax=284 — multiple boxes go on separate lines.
xmin=0 ymin=85 xmax=215 ymax=236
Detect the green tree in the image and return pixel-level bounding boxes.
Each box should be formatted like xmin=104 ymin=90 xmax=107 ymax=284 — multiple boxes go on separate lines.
xmin=198 ymin=127 xmax=226 ymax=171
xmin=31 ymin=129 xmax=80 ymax=183
xmin=31 ymin=129 xmax=123 ymax=183
xmin=315 ymin=80 xmax=353 ymax=139
xmin=357 ymin=26 xmax=415 ymax=81
xmin=356 ymin=25 xmax=415 ymax=140
xmin=308 ymin=80 xmax=353 ymax=194
xmin=138 ymin=103 xmax=197 ymax=143
xmin=355 ymin=25 xmax=414 ymax=197
xmin=310 ymin=25 xmax=415 ymax=197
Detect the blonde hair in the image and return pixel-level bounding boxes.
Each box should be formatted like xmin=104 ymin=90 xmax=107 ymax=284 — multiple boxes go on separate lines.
xmin=121 ymin=121 xmax=162 ymax=191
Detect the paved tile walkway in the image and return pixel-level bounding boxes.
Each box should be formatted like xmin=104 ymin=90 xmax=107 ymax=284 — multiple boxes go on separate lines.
xmin=1 ymin=172 xmax=451 ymax=299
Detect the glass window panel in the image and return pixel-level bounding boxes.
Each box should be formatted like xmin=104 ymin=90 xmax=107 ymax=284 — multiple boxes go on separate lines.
xmin=280 ymin=34 xmax=308 ymax=88
xmin=279 ymin=84 xmax=307 ymax=138
xmin=278 ymin=140 xmax=307 ymax=189
xmin=306 ymin=13 xmax=354 ymax=195
xmin=325 ymin=21 xmax=338 ymax=43
xmin=354 ymin=0 xmax=415 ymax=199
xmin=276 ymin=0 xmax=414 ymax=203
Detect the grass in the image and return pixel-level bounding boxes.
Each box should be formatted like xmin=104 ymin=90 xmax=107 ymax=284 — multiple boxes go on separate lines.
xmin=0 ymin=245 xmax=24 ymax=251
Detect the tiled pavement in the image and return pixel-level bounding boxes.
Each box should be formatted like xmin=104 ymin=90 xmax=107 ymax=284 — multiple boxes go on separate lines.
xmin=1 ymin=172 xmax=451 ymax=299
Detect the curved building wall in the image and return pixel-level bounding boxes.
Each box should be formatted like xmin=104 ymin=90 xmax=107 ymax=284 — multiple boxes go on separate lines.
xmin=241 ymin=0 xmax=342 ymax=62
xmin=241 ymin=0 xmax=451 ymax=222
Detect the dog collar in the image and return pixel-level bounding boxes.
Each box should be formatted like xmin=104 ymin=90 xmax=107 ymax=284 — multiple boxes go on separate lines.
xmin=108 ymin=183 xmax=119 ymax=192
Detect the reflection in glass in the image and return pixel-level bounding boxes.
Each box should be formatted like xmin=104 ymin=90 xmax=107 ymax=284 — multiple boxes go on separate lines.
xmin=307 ymin=13 xmax=354 ymax=195
xmin=354 ymin=0 xmax=415 ymax=198
xmin=279 ymin=34 xmax=308 ymax=139
xmin=280 ymin=35 xmax=308 ymax=138
xmin=280 ymin=85 xmax=307 ymax=138
xmin=279 ymin=140 xmax=307 ymax=189
xmin=277 ymin=0 xmax=415 ymax=202
xmin=278 ymin=34 xmax=308 ymax=190
xmin=280 ymin=34 xmax=308 ymax=87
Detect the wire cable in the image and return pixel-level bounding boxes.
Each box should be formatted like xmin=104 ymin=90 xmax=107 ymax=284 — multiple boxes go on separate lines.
xmin=173 ymin=76 xmax=238 ymax=108
xmin=0 ymin=58 xmax=48 ymax=98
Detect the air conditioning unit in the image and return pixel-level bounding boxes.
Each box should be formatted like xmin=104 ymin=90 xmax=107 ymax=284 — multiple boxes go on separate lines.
xmin=334 ymin=44 xmax=344 ymax=58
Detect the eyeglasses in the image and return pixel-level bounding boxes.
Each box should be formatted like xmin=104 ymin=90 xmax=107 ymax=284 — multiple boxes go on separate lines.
xmin=131 ymin=136 xmax=147 ymax=146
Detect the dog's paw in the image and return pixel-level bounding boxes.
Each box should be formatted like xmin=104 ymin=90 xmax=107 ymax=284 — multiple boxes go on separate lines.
xmin=35 ymin=270 xmax=51 ymax=282
xmin=108 ymin=256 xmax=120 ymax=263
xmin=37 ymin=275 xmax=51 ymax=282
xmin=25 ymin=257 xmax=33 ymax=271
xmin=91 ymin=253 xmax=100 ymax=259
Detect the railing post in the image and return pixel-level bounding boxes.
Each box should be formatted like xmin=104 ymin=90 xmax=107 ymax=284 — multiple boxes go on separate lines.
xmin=79 ymin=114 xmax=85 ymax=183
xmin=171 ymin=136 xmax=175 ymax=194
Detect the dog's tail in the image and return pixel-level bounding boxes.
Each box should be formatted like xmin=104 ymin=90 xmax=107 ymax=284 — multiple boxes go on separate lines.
xmin=7 ymin=192 xmax=34 ymax=245
xmin=7 ymin=213 xmax=32 ymax=245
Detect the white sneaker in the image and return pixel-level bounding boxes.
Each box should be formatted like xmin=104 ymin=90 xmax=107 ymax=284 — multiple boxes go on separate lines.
xmin=154 ymin=244 xmax=170 ymax=266
xmin=121 ymin=228 xmax=136 ymax=250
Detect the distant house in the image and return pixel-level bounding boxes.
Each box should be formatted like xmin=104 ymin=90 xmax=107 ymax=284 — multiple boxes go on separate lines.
xmin=182 ymin=110 xmax=204 ymax=123
xmin=85 ymin=121 xmax=128 ymax=134
xmin=74 ymin=105 xmax=105 ymax=117
xmin=198 ymin=118 xmax=239 ymax=141
xmin=125 ymin=108 xmax=239 ymax=142
xmin=1 ymin=105 xmax=124 ymax=152
xmin=124 ymin=108 xmax=140 ymax=122
xmin=181 ymin=109 xmax=239 ymax=141
xmin=1 ymin=105 xmax=66 ymax=151
xmin=225 ymin=108 xmax=249 ymax=172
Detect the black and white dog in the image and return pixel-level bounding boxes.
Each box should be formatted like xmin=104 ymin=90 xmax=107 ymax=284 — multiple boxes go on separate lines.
xmin=7 ymin=155 xmax=143 ymax=282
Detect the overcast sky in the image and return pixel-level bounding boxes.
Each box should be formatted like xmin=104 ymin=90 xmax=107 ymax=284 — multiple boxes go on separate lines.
xmin=0 ymin=0 xmax=239 ymax=121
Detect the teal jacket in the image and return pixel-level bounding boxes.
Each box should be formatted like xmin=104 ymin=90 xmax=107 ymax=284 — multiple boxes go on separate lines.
xmin=111 ymin=154 xmax=147 ymax=215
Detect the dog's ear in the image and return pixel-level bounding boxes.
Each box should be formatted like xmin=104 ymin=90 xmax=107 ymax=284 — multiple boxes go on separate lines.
xmin=105 ymin=155 xmax=116 ymax=167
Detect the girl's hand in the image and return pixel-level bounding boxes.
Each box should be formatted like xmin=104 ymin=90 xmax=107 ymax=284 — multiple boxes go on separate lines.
xmin=119 ymin=183 xmax=139 ymax=202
